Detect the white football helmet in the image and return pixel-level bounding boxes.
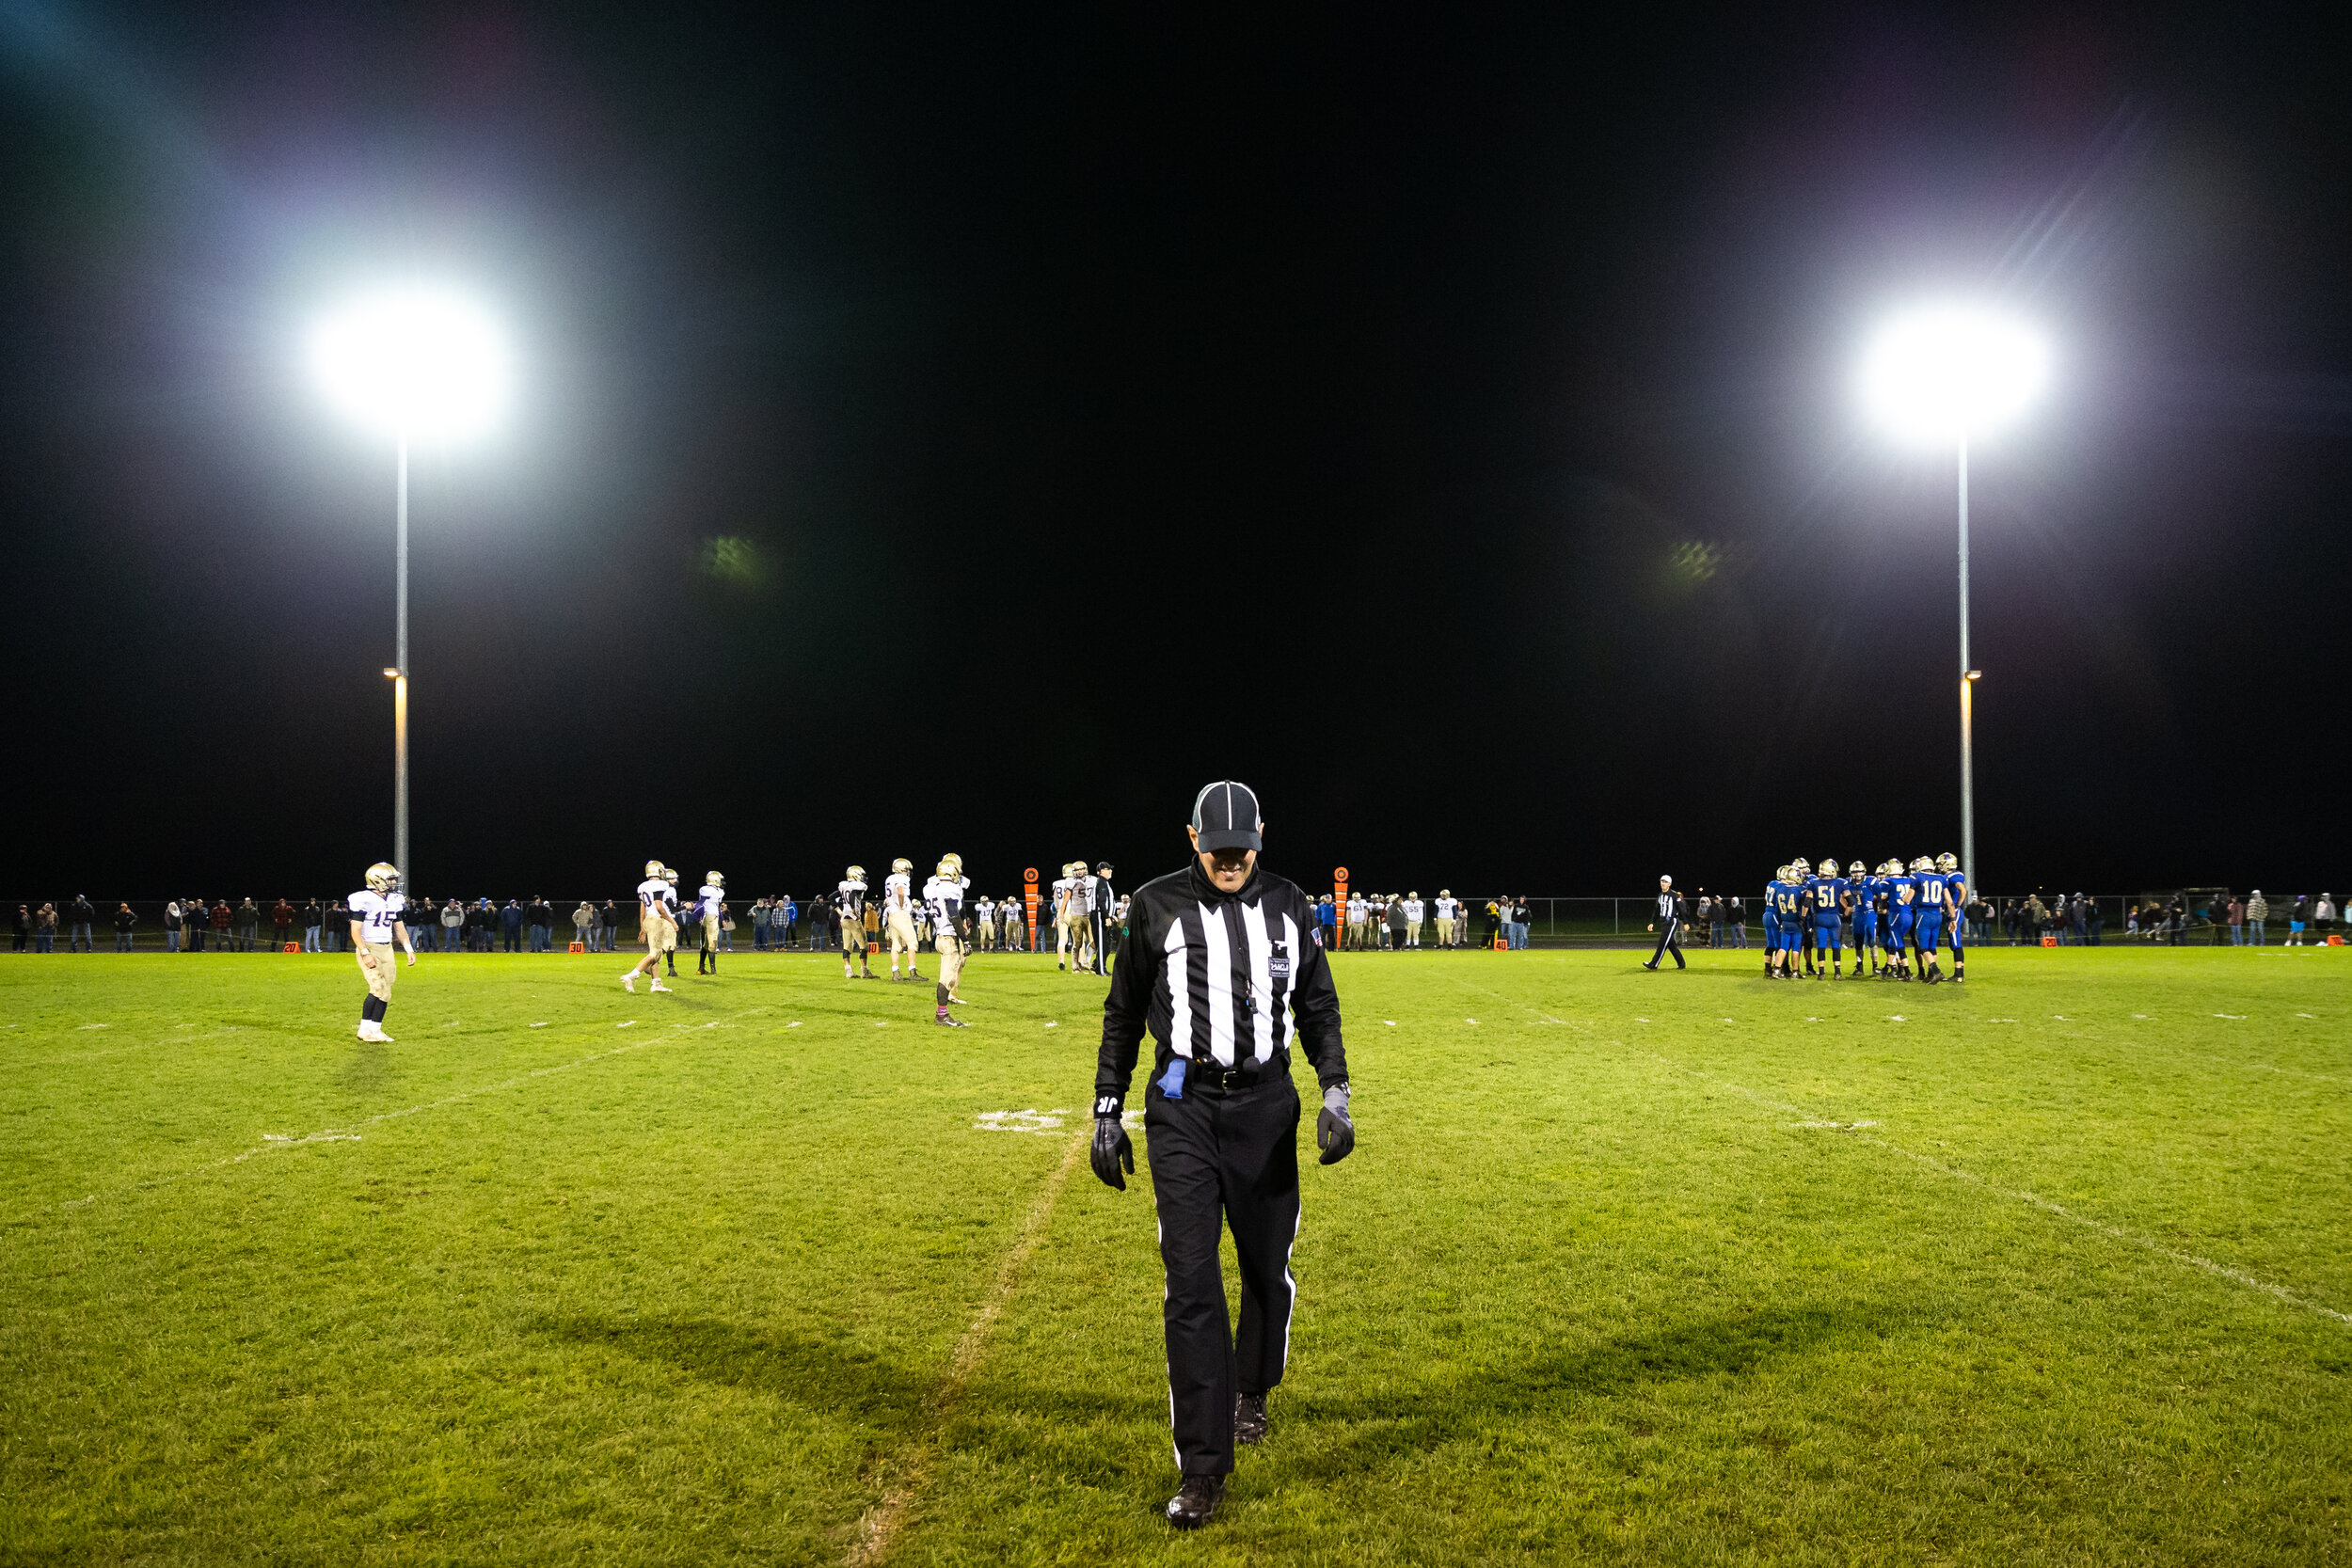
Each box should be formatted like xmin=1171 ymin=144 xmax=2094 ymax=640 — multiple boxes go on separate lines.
xmin=365 ymin=862 xmax=401 ymax=893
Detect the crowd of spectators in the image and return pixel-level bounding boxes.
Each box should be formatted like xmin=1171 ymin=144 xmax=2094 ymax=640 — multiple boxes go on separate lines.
xmin=10 ymin=885 xmax=2342 ymax=954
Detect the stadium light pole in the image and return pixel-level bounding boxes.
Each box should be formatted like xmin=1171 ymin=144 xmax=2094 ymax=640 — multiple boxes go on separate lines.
xmin=310 ymin=287 xmax=512 ymax=893
xmin=1859 ymin=304 xmax=2049 ymax=899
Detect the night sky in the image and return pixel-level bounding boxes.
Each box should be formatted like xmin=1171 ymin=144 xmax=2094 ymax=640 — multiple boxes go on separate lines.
xmin=4 ymin=3 xmax=2347 ymax=902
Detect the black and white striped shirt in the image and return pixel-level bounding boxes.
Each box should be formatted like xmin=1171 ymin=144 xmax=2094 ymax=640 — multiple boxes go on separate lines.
xmin=1095 ymin=862 xmax=1348 ymax=1107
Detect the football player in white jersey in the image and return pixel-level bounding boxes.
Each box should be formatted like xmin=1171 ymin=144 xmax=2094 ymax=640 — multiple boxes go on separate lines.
xmin=1434 ymin=890 xmax=1458 ymax=948
xmin=882 ymin=858 xmax=924 ymax=981
xmin=922 ymin=858 xmax=973 ymax=1026
xmin=837 ymin=865 xmax=876 ymax=979
xmin=974 ymin=894 xmax=996 ymax=950
xmin=695 ymin=871 xmax=726 ymax=974
xmin=1062 ymin=862 xmax=1099 ymax=974
xmin=657 ymin=866 xmax=685 ymax=977
xmin=622 ymin=860 xmax=677 ymax=993
xmin=1051 ymin=863 xmax=1078 ymax=971
xmin=347 ymin=862 xmax=416 ymax=1040
xmin=1403 ymin=891 xmax=1426 ymax=948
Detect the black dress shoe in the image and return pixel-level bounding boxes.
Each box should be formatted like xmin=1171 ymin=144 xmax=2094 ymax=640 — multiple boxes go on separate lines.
xmin=1167 ymin=1473 xmax=1226 ymax=1529
xmin=1234 ymin=1392 xmax=1268 ymax=1445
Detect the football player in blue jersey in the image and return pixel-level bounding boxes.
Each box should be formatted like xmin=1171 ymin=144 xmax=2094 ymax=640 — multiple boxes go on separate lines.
xmin=1762 ymin=865 xmax=1786 ymax=976
xmin=1880 ymin=862 xmax=1907 ymax=976
xmin=1882 ymin=859 xmax=1915 ymax=980
xmin=1938 ymin=852 xmax=1969 ymax=982
xmin=1907 ymin=856 xmax=1949 ymax=984
xmin=1772 ymin=865 xmax=1807 ymax=979
xmin=1844 ymin=854 xmax=1875 ymax=977
xmin=1788 ymin=859 xmax=1817 ymax=974
xmin=1807 ymin=859 xmax=1850 ymax=978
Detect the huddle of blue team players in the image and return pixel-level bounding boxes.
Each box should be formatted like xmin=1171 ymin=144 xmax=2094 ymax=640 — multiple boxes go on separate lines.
xmin=1760 ymin=853 xmax=1970 ymax=984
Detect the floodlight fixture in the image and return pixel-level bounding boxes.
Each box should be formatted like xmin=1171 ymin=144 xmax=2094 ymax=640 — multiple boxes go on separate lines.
xmin=310 ymin=285 xmax=511 ymax=442
xmin=1858 ymin=303 xmax=2048 ymax=447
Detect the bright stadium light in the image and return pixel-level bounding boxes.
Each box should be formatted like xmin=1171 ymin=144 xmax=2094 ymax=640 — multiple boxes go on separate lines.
xmin=1858 ymin=302 xmax=2051 ymax=902
xmin=310 ymin=286 xmax=511 ymax=441
xmin=311 ymin=284 xmax=514 ymax=892
xmin=1859 ymin=304 xmax=2048 ymax=447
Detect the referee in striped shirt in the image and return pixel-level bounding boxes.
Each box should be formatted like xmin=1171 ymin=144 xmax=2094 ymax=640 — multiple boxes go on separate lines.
xmin=1091 ymin=780 xmax=1354 ymax=1529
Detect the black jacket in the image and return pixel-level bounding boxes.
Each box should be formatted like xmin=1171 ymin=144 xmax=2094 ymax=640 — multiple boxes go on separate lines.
xmin=1096 ymin=860 xmax=1348 ymax=1109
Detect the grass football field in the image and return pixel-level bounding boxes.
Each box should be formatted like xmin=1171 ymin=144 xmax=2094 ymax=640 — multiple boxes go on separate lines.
xmin=3 ymin=942 xmax=2347 ymax=1565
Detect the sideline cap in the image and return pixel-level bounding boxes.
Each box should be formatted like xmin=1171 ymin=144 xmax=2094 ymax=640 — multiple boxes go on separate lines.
xmin=1191 ymin=781 xmax=1262 ymax=853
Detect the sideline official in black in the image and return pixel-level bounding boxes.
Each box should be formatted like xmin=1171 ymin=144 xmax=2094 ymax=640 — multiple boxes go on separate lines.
xmin=1091 ymin=780 xmax=1355 ymax=1529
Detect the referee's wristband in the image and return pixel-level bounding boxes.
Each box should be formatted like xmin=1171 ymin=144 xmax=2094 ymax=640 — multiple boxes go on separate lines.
xmin=1094 ymin=1095 xmax=1121 ymax=1119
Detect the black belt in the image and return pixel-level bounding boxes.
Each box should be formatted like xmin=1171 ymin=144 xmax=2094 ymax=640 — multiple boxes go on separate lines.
xmin=1176 ymin=1061 xmax=1279 ymax=1093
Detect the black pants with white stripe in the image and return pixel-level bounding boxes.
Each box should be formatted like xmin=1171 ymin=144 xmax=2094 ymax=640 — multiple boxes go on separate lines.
xmin=1089 ymin=911 xmax=1110 ymax=974
xmin=1649 ymin=918 xmax=1684 ymax=968
xmin=1145 ymin=1070 xmax=1301 ymax=1477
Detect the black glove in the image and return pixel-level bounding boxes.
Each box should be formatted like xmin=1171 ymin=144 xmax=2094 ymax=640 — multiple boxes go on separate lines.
xmin=1316 ymin=1083 xmax=1355 ymax=1165
xmin=1090 ymin=1098 xmax=1134 ymax=1190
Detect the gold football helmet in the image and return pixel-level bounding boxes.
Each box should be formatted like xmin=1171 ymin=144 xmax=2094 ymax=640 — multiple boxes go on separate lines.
xmin=365 ymin=862 xmax=401 ymax=893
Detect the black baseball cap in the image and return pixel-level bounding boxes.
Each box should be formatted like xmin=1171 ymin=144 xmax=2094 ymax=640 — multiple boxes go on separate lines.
xmin=1191 ymin=781 xmax=1262 ymax=852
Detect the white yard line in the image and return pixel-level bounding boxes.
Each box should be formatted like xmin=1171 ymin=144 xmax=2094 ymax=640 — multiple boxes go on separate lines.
xmin=1631 ymin=1045 xmax=2351 ymax=1329
xmin=846 ymin=1126 xmax=1088 ymax=1566
xmin=1434 ymin=972 xmax=2347 ymax=1327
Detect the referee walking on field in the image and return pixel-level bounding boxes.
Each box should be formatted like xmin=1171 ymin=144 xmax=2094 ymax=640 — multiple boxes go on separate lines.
xmin=1644 ymin=874 xmax=1685 ymax=970
xmin=1092 ymin=780 xmax=1355 ymax=1529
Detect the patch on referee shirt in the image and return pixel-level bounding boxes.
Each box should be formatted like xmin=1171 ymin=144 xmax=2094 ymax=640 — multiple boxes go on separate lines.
xmin=1267 ymin=942 xmax=1292 ymax=980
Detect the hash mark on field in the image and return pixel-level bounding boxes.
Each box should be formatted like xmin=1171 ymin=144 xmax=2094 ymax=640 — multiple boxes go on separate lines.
xmin=849 ymin=1124 xmax=1087 ymax=1566
xmin=974 ymin=1109 xmax=1068 ymax=1135
xmin=2215 ymin=1013 xmax=2245 ymax=1020
xmin=77 ymin=1023 xmax=109 ymax=1030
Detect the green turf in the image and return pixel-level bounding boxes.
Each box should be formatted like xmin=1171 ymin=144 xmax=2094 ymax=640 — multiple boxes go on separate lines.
xmin=3 ymin=943 xmax=2347 ymax=1564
